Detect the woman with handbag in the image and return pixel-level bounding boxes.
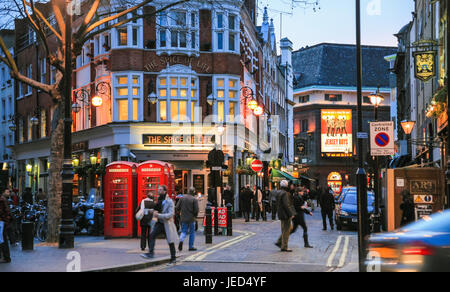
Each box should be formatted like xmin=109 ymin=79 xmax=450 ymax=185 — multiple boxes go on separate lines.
xmin=136 ymin=192 xmax=156 ymax=251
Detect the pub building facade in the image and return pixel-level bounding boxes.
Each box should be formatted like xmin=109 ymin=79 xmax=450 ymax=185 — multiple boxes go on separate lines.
xmin=12 ymin=0 xmax=293 ymax=206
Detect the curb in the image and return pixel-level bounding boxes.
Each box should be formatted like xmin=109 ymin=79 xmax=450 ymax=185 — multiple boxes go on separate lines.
xmin=84 ymin=256 xmax=176 ymax=272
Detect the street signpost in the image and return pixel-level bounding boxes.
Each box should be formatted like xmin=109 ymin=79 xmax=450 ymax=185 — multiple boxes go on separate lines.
xmin=370 ymin=122 xmax=395 ymax=156
xmin=251 ymin=159 xmax=264 ymax=173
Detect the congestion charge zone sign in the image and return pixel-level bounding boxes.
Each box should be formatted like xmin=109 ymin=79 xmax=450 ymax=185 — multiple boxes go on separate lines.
xmin=370 ymin=121 xmax=395 ymax=156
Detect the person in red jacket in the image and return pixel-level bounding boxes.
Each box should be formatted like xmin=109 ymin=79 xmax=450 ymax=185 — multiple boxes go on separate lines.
xmin=0 ymin=195 xmax=12 ymax=263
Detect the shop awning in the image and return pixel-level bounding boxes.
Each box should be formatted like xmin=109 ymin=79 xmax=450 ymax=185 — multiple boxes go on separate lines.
xmin=271 ymin=169 xmax=299 ymax=184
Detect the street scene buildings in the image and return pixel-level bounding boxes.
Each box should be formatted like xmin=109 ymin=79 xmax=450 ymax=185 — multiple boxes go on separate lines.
xmin=0 ymin=0 xmax=449 ymax=274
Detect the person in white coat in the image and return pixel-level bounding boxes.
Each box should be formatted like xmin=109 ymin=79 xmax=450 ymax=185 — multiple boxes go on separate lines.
xmin=142 ymin=185 xmax=179 ymax=263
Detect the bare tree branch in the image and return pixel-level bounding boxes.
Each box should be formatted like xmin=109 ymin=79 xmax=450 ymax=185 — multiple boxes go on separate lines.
xmin=51 ymin=0 xmax=65 ymax=42
xmin=27 ymin=1 xmax=62 ymax=41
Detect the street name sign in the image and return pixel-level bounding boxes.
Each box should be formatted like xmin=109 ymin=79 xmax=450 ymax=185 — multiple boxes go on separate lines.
xmin=370 ymin=121 xmax=395 ymax=156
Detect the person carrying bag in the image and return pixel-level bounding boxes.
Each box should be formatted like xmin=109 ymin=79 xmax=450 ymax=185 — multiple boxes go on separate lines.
xmin=136 ymin=193 xmax=156 ymax=251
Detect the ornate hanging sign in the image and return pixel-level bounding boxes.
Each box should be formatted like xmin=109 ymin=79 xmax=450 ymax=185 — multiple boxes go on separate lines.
xmin=413 ymin=51 xmax=436 ymax=82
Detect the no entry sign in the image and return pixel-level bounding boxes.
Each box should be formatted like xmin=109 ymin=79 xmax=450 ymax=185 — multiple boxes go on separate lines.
xmin=370 ymin=122 xmax=394 ymax=156
xmin=251 ymin=160 xmax=264 ymax=172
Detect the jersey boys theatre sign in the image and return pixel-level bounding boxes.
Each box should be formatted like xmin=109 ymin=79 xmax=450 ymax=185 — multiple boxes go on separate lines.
xmin=321 ymin=109 xmax=353 ymax=157
xmin=143 ymin=134 xmax=215 ymax=146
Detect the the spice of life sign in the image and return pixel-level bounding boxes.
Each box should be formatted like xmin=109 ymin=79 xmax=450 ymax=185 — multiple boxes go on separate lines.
xmin=370 ymin=121 xmax=395 ymax=156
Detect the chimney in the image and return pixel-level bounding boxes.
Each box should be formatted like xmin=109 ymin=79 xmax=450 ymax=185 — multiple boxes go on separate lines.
xmin=280 ymin=38 xmax=293 ymax=67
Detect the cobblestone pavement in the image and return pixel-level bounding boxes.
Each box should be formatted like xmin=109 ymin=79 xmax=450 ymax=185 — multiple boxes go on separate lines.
xmin=137 ymin=208 xmax=359 ymax=272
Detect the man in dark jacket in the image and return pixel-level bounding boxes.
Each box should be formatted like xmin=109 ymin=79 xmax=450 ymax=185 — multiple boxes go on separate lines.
xmin=222 ymin=185 xmax=234 ymax=208
xmin=240 ymin=185 xmax=252 ymax=222
xmin=269 ymin=189 xmax=279 ymax=220
xmin=0 ymin=195 xmax=11 ymax=263
xmin=320 ymin=187 xmax=335 ymax=230
xmin=176 ymin=187 xmax=199 ymax=251
xmin=275 ymin=180 xmax=296 ymax=252
xmin=22 ymin=187 xmax=33 ymax=205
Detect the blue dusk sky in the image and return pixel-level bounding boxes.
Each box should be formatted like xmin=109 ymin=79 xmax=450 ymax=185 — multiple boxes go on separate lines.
xmin=258 ymin=0 xmax=415 ymax=50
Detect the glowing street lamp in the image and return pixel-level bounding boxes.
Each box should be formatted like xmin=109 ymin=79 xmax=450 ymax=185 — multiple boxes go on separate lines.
xmin=253 ymin=105 xmax=264 ymax=116
xmin=91 ymin=95 xmax=103 ymax=107
xmin=368 ymin=87 xmax=384 ymax=108
xmin=401 ymin=120 xmax=416 ymax=135
xmin=247 ymin=100 xmax=258 ymax=111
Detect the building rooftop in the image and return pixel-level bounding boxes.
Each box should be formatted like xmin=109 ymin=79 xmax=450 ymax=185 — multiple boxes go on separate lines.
xmin=292 ymin=43 xmax=397 ymax=89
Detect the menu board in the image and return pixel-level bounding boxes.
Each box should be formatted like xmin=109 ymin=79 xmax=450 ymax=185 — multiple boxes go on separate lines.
xmin=193 ymin=175 xmax=205 ymax=195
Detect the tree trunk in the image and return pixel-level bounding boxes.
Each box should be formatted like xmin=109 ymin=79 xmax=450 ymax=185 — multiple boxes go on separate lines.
xmin=47 ymin=101 xmax=65 ymax=243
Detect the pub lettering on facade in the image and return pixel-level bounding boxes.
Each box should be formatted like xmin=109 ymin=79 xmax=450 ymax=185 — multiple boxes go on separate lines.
xmin=143 ymin=134 xmax=215 ymax=145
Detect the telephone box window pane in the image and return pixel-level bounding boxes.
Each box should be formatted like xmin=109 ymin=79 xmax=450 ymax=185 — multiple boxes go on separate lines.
xmin=112 ymin=222 xmax=126 ymax=228
xmin=118 ymin=99 xmax=128 ymax=121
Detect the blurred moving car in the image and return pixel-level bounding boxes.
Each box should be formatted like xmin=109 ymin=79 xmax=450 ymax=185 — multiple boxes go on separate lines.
xmin=335 ymin=188 xmax=375 ymax=230
xmin=366 ymin=210 xmax=450 ymax=272
xmin=335 ymin=186 xmax=352 ymax=204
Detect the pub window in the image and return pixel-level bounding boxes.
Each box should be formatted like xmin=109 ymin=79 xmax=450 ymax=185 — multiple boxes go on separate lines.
xmin=325 ymin=94 xmax=342 ymax=102
xmin=113 ymin=9 xmax=143 ymax=49
xmin=113 ymin=73 xmax=143 ymax=122
xmin=213 ymin=76 xmax=240 ymax=123
xmin=156 ymin=10 xmax=199 ymax=54
xmin=213 ymin=11 xmax=239 ymax=53
xmin=157 ymin=74 xmax=198 ymax=122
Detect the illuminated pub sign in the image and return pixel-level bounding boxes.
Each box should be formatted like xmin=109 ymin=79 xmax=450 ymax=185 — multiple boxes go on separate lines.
xmin=143 ymin=134 xmax=215 ymax=146
xmin=321 ymin=109 xmax=353 ymax=156
xmin=327 ymin=172 xmax=343 ymax=193
xmin=414 ymin=51 xmax=436 ymax=82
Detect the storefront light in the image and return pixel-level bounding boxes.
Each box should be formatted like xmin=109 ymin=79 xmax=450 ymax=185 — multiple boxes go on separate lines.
xmin=148 ymin=92 xmax=158 ymax=104
xmin=26 ymin=164 xmax=33 ymax=173
xmin=253 ymin=106 xmax=264 ymax=116
xmin=72 ymin=157 xmax=80 ymax=167
xmin=90 ymin=154 xmax=98 ymax=165
xmin=91 ymin=95 xmax=103 ymax=107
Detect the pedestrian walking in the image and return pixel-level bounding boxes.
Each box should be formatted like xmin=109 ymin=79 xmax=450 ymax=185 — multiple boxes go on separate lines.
xmin=176 ymin=187 xmax=199 ymax=252
xmin=207 ymin=187 xmax=218 ymax=207
xmin=142 ymin=185 xmax=179 ymax=264
xmin=291 ymin=187 xmax=314 ymax=248
xmin=275 ymin=180 xmax=296 ymax=252
xmin=269 ymin=188 xmax=279 ymax=220
xmin=0 ymin=194 xmax=11 ymax=263
xmin=136 ymin=192 xmax=156 ymax=251
xmin=320 ymin=186 xmax=335 ymax=230
xmin=400 ymin=190 xmax=415 ymax=226
xmin=241 ymin=185 xmax=252 ymax=222
xmin=253 ymin=186 xmax=263 ymax=221
xmin=36 ymin=188 xmax=46 ymax=203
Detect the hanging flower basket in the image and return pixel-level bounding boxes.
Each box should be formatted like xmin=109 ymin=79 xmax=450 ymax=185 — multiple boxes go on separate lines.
xmin=427 ymin=84 xmax=448 ymax=119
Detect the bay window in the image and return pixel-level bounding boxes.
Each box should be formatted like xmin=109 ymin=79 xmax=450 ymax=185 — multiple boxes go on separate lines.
xmin=113 ymin=73 xmax=143 ymax=122
xmin=213 ymin=76 xmax=240 ymax=123
xmin=213 ymin=11 xmax=239 ymax=53
xmin=112 ymin=10 xmax=143 ymax=49
xmin=156 ymin=10 xmax=199 ymax=55
xmin=157 ymin=73 xmax=198 ymax=122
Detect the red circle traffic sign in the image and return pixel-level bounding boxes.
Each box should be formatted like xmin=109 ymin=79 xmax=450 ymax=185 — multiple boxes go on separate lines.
xmin=375 ymin=132 xmax=390 ymax=147
xmin=251 ymin=160 xmax=264 ymax=172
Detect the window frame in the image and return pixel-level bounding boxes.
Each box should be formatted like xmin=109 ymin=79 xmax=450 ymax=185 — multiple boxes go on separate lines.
xmin=212 ymin=75 xmax=240 ymax=123
xmin=112 ymin=72 xmax=144 ymax=122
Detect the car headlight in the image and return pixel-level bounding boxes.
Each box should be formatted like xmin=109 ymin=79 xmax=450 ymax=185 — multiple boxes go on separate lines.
xmin=340 ymin=211 xmax=349 ymax=216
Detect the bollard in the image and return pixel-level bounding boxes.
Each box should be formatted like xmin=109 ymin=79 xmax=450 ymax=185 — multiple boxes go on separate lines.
xmin=205 ymin=206 xmax=212 ymax=244
xmin=22 ymin=221 xmax=34 ymax=251
xmin=226 ymin=203 xmax=233 ymax=236
xmin=214 ymin=206 xmax=219 ymax=236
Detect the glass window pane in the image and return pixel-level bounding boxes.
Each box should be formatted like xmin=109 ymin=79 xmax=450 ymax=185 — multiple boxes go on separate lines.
xmin=218 ymin=101 xmax=224 ymax=122
xmin=171 ymin=78 xmax=177 ymax=86
xmin=229 ymin=80 xmax=236 ymax=88
xmin=217 ymin=90 xmax=224 ymax=98
xmin=118 ymin=99 xmax=128 ymax=121
xmin=160 ymin=31 xmax=166 ymax=47
xmin=160 ymin=89 xmax=167 ymax=97
xmin=160 ymin=78 xmax=167 ymax=86
xmin=179 ymin=101 xmax=187 ymax=120
xmin=191 ymin=90 xmax=197 ymax=98
xmin=180 ymin=89 xmax=187 ymax=97
xmin=191 ymin=13 xmax=196 ymax=27
xmin=160 ymin=101 xmax=167 ymax=121
xmin=217 ymin=79 xmax=224 ymax=87
xmin=217 ymin=14 xmax=223 ymax=28
xmin=229 ymin=102 xmax=236 ymax=122
xmin=191 ymin=101 xmax=195 ymax=121
xmin=133 ymin=76 xmax=139 ymax=84
xmin=218 ymin=32 xmax=223 ymax=50
xmin=171 ymin=30 xmax=178 ymax=47
xmin=180 ymin=78 xmax=187 ymax=86
xmin=229 ymin=91 xmax=236 ymax=98
xmin=191 ymin=32 xmax=196 ymax=49
xmin=229 ymin=33 xmax=235 ymax=51
xmin=117 ymin=76 xmax=128 ymax=85
xmin=132 ymin=27 xmax=138 ymax=46
xmin=118 ymin=88 xmax=128 ymax=96
xmin=171 ymin=89 xmax=177 ymax=97
xmin=171 ymin=101 xmax=178 ymax=121
xmin=133 ymin=99 xmax=138 ymax=120
xmin=191 ymin=79 xmax=197 ymax=87
xmin=118 ymin=28 xmax=127 ymax=46
xmin=132 ymin=87 xmax=139 ymax=96
xmin=180 ymin=32 xmax=187 ymax=48
xmin=229 ymin=15 xmax=235 ymax=30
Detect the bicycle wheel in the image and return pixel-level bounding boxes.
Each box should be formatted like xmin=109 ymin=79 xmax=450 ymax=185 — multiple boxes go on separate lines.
xmin=37 ymin=222 xmax=47 ymax=242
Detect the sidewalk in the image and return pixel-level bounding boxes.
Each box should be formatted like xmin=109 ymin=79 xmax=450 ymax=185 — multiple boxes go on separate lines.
xmin=0 ymin=228 xmax=238 ymax=272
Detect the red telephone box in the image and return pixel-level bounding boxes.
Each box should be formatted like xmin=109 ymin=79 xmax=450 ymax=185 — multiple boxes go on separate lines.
xmin=104 ymin=162 xmax=137 ymax=238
